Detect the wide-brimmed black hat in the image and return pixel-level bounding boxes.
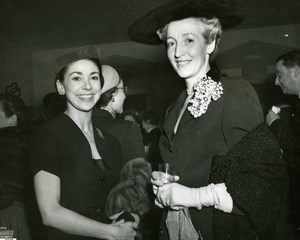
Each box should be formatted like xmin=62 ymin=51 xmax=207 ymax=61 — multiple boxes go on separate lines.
xmin=51 ymin=45 xmax=101 ymax=74
xmin=128 ymin=0 xmax=246 ymax=45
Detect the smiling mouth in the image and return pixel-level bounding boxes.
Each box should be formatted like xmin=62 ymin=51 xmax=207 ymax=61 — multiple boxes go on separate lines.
xmin=176 ymin=60 xmax=191 ymax=67
xmin=78 ymin=94 xmax=94 ymax=100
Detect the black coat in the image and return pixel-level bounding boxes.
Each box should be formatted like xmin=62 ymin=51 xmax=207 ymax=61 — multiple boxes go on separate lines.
xmin=158 ymin=76 xmax=279 ymax=240
xmin=211 ymin=122 xmax=288 ymax=240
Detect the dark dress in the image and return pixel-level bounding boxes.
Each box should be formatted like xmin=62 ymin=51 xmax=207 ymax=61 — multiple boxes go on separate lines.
xmin=30 ymin=114 xmax=122 ymax=240
xmin=158 ymin=75 xmax=285 ymax=240
xmin=92 ymin=108 xmax=145 ymax=164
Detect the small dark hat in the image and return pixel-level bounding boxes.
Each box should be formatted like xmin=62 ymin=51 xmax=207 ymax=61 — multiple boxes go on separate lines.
xmin=51 ymin=45 xmax=101 ymax=74
xmin=128 ymin=0 xmax=246 ymax=45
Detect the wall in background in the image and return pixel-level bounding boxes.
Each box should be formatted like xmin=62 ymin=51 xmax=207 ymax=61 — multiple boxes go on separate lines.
xmin=1 ymin=24 xmax=299 ymax=115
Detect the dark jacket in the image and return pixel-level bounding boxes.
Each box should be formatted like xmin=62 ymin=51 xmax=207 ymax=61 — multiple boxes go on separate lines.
xmin=270 ymin=98 xmax=300 ymax=153
xmin=92 ymin=108 xmax=145 ymax=164
xmin=269 ymin=98 xmax=300 ymax=226
xmin=0 ymin=127 xmax=32 ymax=210
xmin=159 ymin=76 xmax=268 ymax=240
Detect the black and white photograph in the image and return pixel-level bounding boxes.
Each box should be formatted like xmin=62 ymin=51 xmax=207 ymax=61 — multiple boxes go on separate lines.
xmin=0 ymin=0 xmax=300 ymax=239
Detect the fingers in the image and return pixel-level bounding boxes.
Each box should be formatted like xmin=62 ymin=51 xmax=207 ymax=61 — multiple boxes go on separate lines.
xmin=154 ymin=198 xmax=164 ymax=208
xmin=169 ymin=175 xmax=180 ymax=182
xmin=131 ymin=213 xmax=140 ymax=226
xmin=152 ymin=171 xmax=159 ymax=180
xmin=109 ymin=211 xmax=124 ymax=220
xmin=151 ymin=177 xmax=164 ymax=187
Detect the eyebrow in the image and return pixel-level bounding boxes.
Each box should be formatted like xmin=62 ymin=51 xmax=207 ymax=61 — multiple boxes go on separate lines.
xmin=183 ymin=32 xmax=197 ymax=37
xmin=69 ymin=71 xmax=99 ymax=77
xmin=166 ymin=32 xmax=197 ymax=40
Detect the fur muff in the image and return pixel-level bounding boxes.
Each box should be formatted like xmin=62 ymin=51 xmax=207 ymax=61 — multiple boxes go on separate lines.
xmin=105 ymin=158 xmax=152 ymax=217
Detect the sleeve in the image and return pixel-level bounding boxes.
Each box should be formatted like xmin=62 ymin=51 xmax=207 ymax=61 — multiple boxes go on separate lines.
xmin=222 ymin=80 xmax=264 ymax=149
xmin=122 ymin=123 xmax=145 ymax=163
xmin=30 ymin=126 xmax=62 ymax=177
xmin=270 ymin=118 xmax=300 ymax=153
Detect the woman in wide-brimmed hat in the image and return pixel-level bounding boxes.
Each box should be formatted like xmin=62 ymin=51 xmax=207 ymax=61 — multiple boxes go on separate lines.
xmin=128 ymin=0 xmax=288 ymax=239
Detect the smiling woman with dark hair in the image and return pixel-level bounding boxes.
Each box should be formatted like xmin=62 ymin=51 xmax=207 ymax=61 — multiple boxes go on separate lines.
xmin=30 ymin=46 xmax=138 ymax=240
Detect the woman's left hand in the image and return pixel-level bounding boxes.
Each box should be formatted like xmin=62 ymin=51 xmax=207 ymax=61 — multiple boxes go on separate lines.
xmin=109 ymin=212 xmax=140 ymax=227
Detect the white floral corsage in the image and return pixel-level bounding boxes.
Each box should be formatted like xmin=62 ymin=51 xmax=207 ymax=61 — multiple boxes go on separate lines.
xmin=187 ymin=75 xmax=223 ymax=118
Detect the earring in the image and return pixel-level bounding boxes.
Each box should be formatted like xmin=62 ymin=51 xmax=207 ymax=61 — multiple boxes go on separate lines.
xmin=112 ymin=98 xmax=115 ymax=102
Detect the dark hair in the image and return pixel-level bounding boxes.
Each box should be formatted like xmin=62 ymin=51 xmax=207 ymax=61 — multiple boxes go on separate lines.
xmin=42 ymin=92 xmax=66 ymax=121
xmin=140 ymin=110 xmax=160 ymax=126
xmin=0 ymin=93 xmax=28 ymax=128
xmin=55 ymin=58 xmax=104 ymax=89
xmin=122 ymin=109 xmax=142 ymax=125
xmin=276 ymin=50 xmax=300 ymax=68
xmin=96 ymin=87 xmax=118 ymax=108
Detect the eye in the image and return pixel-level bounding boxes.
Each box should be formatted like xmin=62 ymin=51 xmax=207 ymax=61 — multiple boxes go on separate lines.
xmin=166 ymin=40 xmax=175 ymax=49
xmin=185 ymin=38 xmax=194 ymax=44
xmin=276 ymin=72 xmax=281 ymax=78
xmin=91 ymin=75 xmax=100 ymax=80
xmin=72 ymin=76 xmax=81 ymax=81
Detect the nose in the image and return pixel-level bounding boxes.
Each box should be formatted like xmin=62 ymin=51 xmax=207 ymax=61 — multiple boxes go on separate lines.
xmin=275 ymin=77 xmax=280 ymax=86
xmin=174 ymin=42 xmax=184 ymax=58
xmin=83 ymin=79 xmax=92 ymax=90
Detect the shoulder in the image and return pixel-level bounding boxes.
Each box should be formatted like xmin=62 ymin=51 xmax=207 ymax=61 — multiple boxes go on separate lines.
xmin=220 ymin=77 xmax=259 ymax=103
xmin=220 ymin=77 xmax=255 ymax=93
xmin=31 ymin=114 xmax=70 ymax=140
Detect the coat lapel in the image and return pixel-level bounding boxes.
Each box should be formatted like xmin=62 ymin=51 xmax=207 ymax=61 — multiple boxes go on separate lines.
xmin=163 ymin=91 xmax=186 ymax=142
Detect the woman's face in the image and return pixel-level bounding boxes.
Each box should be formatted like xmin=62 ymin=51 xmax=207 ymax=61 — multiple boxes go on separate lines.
xmin=56 ymin=59 xmax=101 ymax=113
xmin=165 ymin=18 xmax=211 ymax=80
xmin=111 ymin=80 xmax=126 ymax=114
xmin=0 ymin=102 xmax=13 ymax=128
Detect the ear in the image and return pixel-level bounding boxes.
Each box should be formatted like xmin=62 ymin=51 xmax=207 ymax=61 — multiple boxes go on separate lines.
xmin=56 ymin=80 xmax=65 ymax=95
xmin=293 ymin=65 xmax=300 ymax=78
xmin=206 ymin=39 xmax=216 ymax=55
xmin=9 ymin=114 xmax=17 ymax=127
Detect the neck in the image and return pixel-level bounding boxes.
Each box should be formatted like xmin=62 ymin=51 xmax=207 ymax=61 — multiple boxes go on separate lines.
xmin=101 ymin=105 xmax=116 ymax=118
xmin=146 ymin=126 xmax=156 ymax=133
xmin=185 ymin=58 xmax=210 ymax=92
xmin=65 ymin=109 xmax=93 ymax=132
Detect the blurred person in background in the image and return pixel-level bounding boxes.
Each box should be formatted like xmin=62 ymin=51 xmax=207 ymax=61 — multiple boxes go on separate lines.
xmin=266 ymin=49 xmax=300 ymax=239
xmin=33 ymin=92 xmax=66 ymax=127
xmin=93 ymin=65 xmax=145 ymax=164
xmin=0 ymin=85 xmax=32 ymax=240
xmin=140 ymin=110 xmax=163 ymax=171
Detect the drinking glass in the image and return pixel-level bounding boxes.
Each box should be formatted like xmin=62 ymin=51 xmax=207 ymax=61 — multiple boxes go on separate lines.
xmin=158 ymin=163 xmax=176 ymax=183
